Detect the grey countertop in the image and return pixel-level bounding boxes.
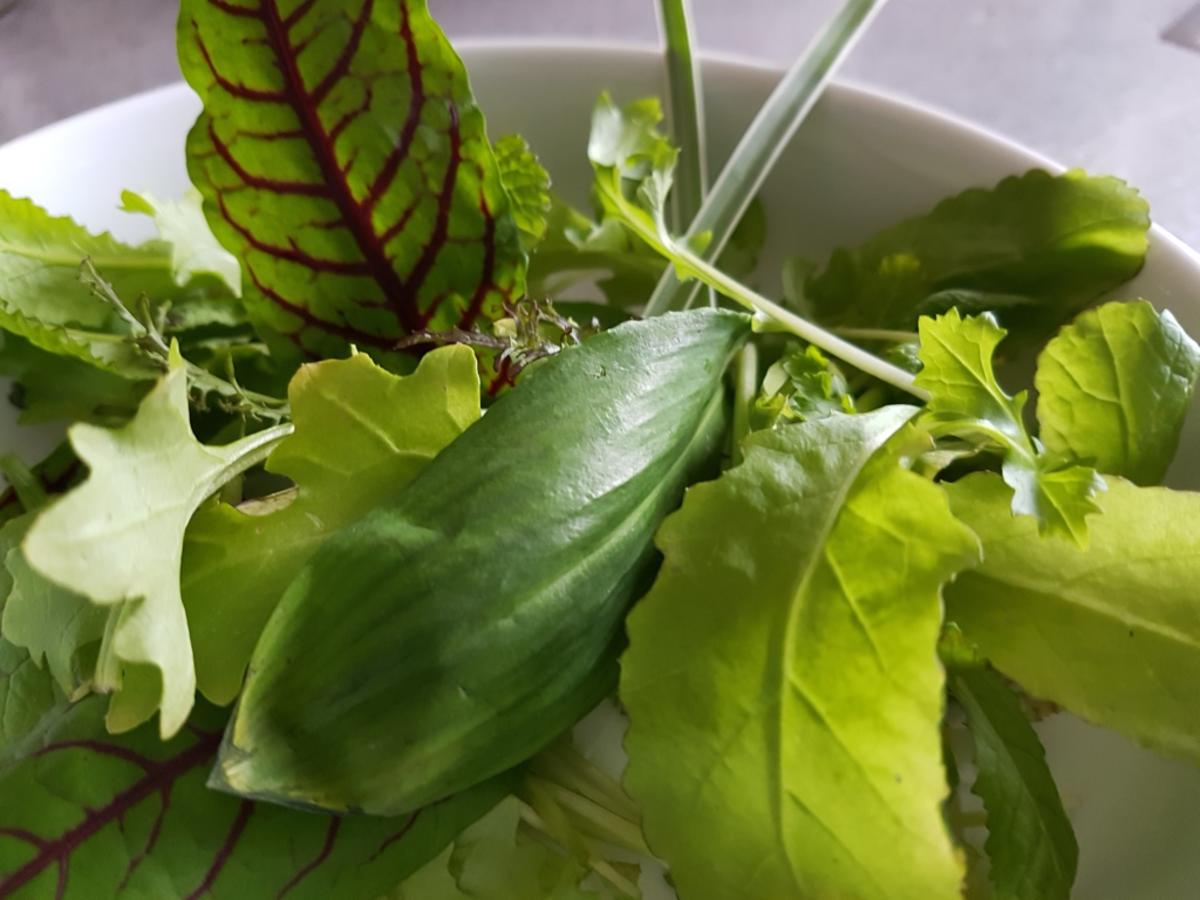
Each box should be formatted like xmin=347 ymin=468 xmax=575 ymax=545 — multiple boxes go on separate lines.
xmin=2 ymin=0 xmax=1199 ymax=245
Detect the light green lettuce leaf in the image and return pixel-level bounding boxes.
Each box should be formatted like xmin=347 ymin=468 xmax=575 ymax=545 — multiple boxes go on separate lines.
xmin=1 ymin=515 xmax=105 ymax=700
xmin=945 ymin=472 xmax=1200 ymax=765
xmin=120 ymin=188 xmax=241 ymax=296
xmin=495 ymin=136 xmax=553 ymax=253
xmin=950 ymin=665 xmax=1077 ymax=900
xmin=621 ymin=408 xmax=976 ymax=900
xmin=917 ymin=308 xmax=1104 ymax=542
xmin=182 ymin=346 xmax=480 ymax=706
xmin=20 ymin=352 xmax=291 ymax=738
xmin=1035 ymin=299 xmax=1200 ymax=485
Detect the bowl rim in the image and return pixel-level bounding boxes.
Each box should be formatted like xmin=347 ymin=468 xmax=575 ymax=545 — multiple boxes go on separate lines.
xmin=2 ymin=37 xmax=1197 ymax=270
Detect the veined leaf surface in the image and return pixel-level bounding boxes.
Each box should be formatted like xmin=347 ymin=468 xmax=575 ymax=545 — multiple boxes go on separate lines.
xmin=179 ymin=0 xmax=524 ymax=358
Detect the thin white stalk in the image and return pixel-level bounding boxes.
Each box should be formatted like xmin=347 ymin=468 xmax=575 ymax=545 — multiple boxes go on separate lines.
xmin=644 ymin=0 xmax=889 ymax=315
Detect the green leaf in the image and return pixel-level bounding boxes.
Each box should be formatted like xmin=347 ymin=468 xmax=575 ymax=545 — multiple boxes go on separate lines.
xmin=0 ymin=523 xmax=68 ymax=770
xmin=120 ymin=189 xmax=242 ymax=296
xmin=621 ymin=409 xmax=976 ymax=900
xmin=1 ymin=516 xmax=105 ymax=701
xmin=394 ymin=798 xmax=598 ymax=900
xmin=495 ymin=136 xmax=552 ymax=253
xmin=182 ymin=345 xmax=480 ymax=706
xmin=0 ymin=698 xmax=508 ymax=899
xmin=751 ymin=342 xmax=854 ymax=429
xmin=21 ymin=355 xmax=291 ymax=738
xmin=0 ymin=333 xmax=150 ymax=425
xmin=1035 ymin=300 xmax=1200 ymax=485
xmin=945 ymin=472 xmax=1200 ymax=765
xmin=179 ymin=0 xmax=525 ymax=357
xmin=916 ymin=308 xmax=1105 ymax=542
xmin=0 ymin=190 xmax=176 ymax=332
xmin=950 ymin=665 xmax=1078 ymax=900
xmin=804 ymin=169 xmax=1150 ymax=336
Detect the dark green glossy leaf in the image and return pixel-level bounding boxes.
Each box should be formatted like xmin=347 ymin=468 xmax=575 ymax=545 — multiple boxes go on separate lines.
xmin=179 ymin=0 xmax=525 ymax=358
xmin=951 ymin=666 xmax=1077 ymax=900
xmin=217 ymin=309 xmax=749 ymax=815
xmin=804 ymin=170 xmax=1149 ymax=337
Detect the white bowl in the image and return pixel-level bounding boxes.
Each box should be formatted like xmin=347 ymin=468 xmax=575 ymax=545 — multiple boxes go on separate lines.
xmin=2 ymin=43 xmax=1199 ymax=898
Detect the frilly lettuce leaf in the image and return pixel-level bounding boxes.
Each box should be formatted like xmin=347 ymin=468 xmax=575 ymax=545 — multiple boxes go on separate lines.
xmin=19 ymin=352 xmax=291 ymax=738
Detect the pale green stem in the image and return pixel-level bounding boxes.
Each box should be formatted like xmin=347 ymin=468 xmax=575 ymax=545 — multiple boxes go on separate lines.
xmin=731 ymin=343 xmax=758 ymax=465
xmin=644 ymin=0 xmax=889 ymax=315
xmin=656 ymin=0 xmax=708 ymax=231
xmin=835 ymin=326 xmax=920 ymax=343
xmin=606 ymin=186 xmax=927 ymax=399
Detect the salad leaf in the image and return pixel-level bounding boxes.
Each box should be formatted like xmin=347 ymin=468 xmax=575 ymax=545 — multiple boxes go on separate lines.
xmin=0 ymin=525 xmax=67 ymax=768
xmin=182 ymin=345 xmax=480 ymax=706
xmin=0 ymin=698 xmax=508 ymax=899
xmin=916 ymin=308 xmax=1105 ymax=542
xmin=119 ymin=189 xmax=242 ymax=296
xmin=179 ymin=0 xmax=525 ymax=357
xmin=494 ymin=136 xmax=553 ymax=253
xmin=751 ymin=342 xmax=854 ymax=429
xmin=1 ymin=516 xmax=105 ymax=700
xmin=950 ymin=665 xmax=1078 ymax=900
xmin=1035 ymin=300 xmax=1200 ymax=485
xmin=0 ymin=334 xmax=148 ymax=425
xmin=945 ymin=473 xmax=1200 ymax=765
xmin=803 ymin=170 xmax=1150 ymax=336
xmin=0 ymin=190 xmax=176 ymax=333
xmin=393 ymin=798 xmax=597 ymax=900
xmin=621 ymin=409 xmax=976 ymax=900
xmin=20 ymin=352 xmax=291 ymax=738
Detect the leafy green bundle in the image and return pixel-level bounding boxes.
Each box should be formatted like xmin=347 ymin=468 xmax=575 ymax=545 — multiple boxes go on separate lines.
xmin=1 ymin=0 xmax=1198 ymax=898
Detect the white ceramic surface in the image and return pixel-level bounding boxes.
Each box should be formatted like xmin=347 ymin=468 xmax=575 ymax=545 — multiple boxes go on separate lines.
xmin=2 ymin=44 xmax=1199 ymax=899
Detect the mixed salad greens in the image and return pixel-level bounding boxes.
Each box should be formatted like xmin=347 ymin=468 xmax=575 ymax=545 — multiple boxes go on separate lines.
xmin=1 ymin=0 xmax=1198 ymax=897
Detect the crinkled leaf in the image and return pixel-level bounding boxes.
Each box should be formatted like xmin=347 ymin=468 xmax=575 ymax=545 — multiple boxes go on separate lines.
xmin=0 ymin=699 xmax=508 ymax=898
xmin=394 ymin=798 xmax=598 ymax=900
xmin=179 ymin=0 xmax=525 ymax=357
xmin=752 ymin=342 xmax=854 ymax=429
xmin=945 ymin=472 xmax=1200 ymax=765
xmin=21 ymin=355 xmax=291 ymax=737
xmin=917 ymin=308 xmax=1104 ymax=542
xmin=120 ymin=189 xmax=242 ymax=296
xmin=495 ymin=136 xmax=552 ymax=253
xmin=804 ymin=169 xmax=1150 ymax=337
xmin=621 ymin=409 xmax=975 ymax=900
xmin=950 ymin=665 xmax=1078 ymax=900
xmin=1035 ymin=300 xmax=1200 ymax=485
xmin=182 ymin=345 xmax=479 ymax=706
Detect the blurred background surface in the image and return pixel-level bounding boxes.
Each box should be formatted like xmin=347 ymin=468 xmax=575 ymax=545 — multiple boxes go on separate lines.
xmin=1 ymin=0 xmax=1198 ymax=243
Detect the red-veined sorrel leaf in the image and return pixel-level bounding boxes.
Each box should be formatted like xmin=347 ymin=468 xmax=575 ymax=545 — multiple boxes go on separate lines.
xmin=178 ymin=0 xmax=524 ymax=359
xmin=0 ymin=698 xmax=508 ymax=899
